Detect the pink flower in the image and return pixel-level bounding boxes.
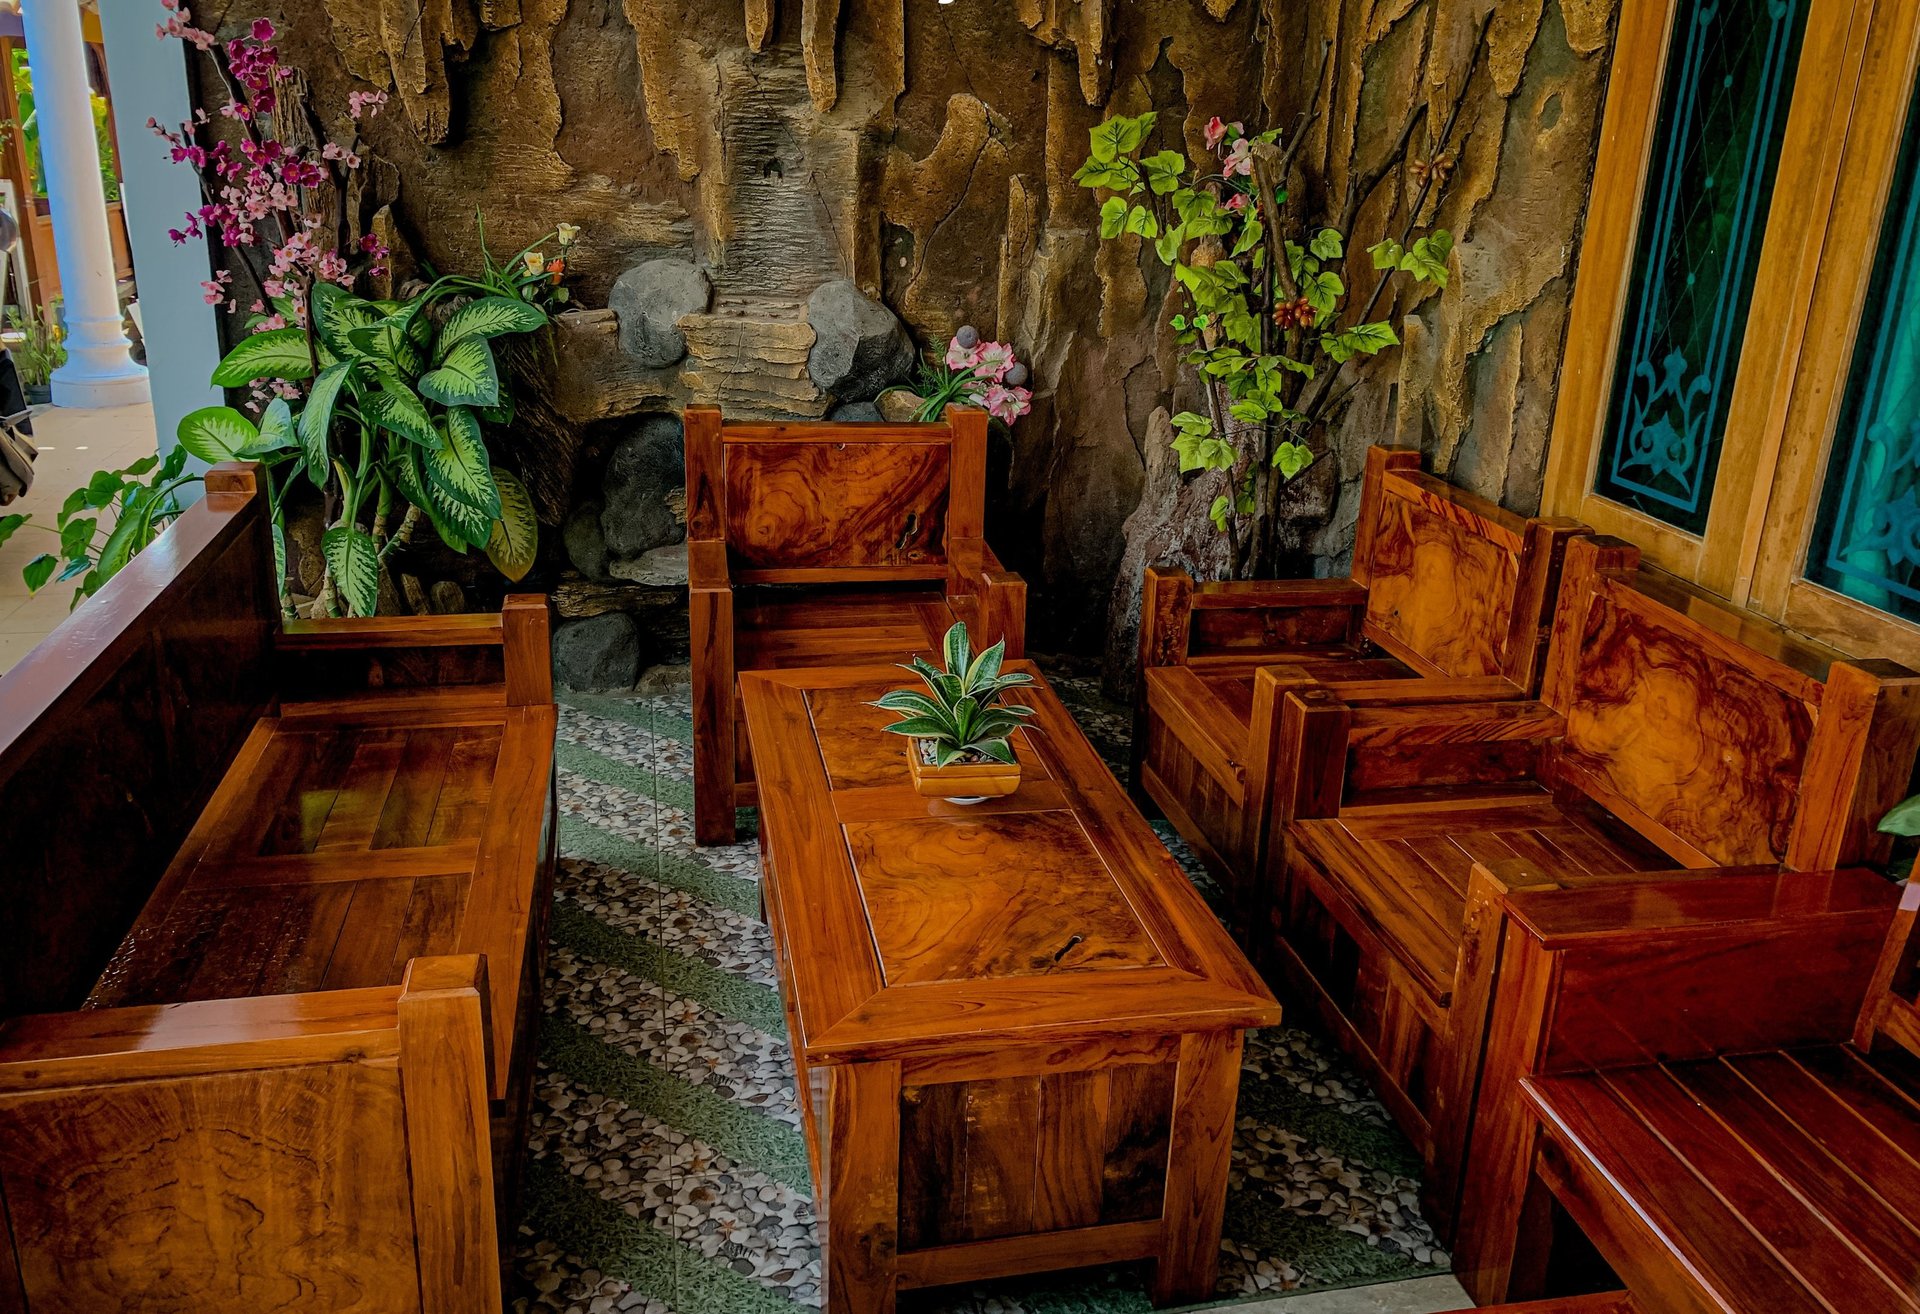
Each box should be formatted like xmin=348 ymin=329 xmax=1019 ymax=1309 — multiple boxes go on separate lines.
xmin=1223 ymin=138 xmax=1253 ymax=178
xmin=983 ymin=384 xmax=1032 ymax=424
xmin=971 ymin=341 xmax=1016 ymax=382
xmin=349 ymin=89 xmax=389 ymax=120
xmin=251 ymin=18 xmax=275 ymax=41
xmin=1204 ymin=116 xmax=1228 ymax=151
xmin=1224 ymin=192 xmax=1248 ymax=212
xmin=945 ymin=337 xmax=979 ymax=371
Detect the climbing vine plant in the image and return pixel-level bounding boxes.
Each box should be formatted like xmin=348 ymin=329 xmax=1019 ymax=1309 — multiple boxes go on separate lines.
xmin=1076 ymin=36 xmax=1484 ymax=578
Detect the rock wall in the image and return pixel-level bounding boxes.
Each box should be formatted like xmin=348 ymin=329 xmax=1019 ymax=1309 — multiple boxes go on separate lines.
xmin=183 ymin=0 xmax=1619 ymax=687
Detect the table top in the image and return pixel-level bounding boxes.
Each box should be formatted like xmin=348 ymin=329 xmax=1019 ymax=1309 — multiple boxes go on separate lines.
xmin=739 ymin=662 xmax=1280 ymax=1065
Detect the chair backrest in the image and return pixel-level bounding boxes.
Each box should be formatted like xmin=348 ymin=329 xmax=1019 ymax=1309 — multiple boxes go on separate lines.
xmin=0 ymin=956 xmax=501 ymax=1312
xmin=0 ymin=464 xmax=276 ymax=1019
xmin=1352 ymin=446 xmax=1586 ymax=692
xmin=683 ymin=405 xmax=988 ymax=584
xmin=1542 ymin=536 xmax=1920 ymax=871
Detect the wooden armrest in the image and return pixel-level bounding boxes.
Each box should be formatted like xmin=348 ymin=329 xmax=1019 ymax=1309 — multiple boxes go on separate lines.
xmin=1316 ymin=674 xmax=1525 ymax=706
xmin=689 ymin=539 xmax=732 ymax=592
xmin=1192 ymin=577 xmax=1368 ymax=611
xmin=1344 ymin=698 xmax=1562 ymax=748
xmin=1489 ymin=867 xmax=1898 ymax=1073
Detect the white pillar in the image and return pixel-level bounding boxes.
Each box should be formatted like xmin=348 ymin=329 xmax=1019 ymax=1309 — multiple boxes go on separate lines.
xmin=21 ymin=0 xmax=149 ymax=408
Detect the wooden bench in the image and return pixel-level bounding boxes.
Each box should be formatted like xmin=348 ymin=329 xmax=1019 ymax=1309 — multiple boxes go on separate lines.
xmin=1262 ymin=535 xmax=1920 ymax=1237
xmin=0 ymin=463 xmax=557 ymax=1311
xmin=1451 ymin=863 xmax=1919 ymax=1313
xmin=1134 ymin=445 xmax=1585 ymax=930
xmin=686 ymin=404 xmax=1027 ymax=844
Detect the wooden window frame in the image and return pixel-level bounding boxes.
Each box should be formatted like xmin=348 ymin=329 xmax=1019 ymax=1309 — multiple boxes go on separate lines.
xmin=1543 ymin=0 xmax=1920 ymax=660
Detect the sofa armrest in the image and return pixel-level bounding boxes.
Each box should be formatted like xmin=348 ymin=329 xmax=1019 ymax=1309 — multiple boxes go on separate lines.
xmin=947 ymin=538 xmax=1027 ymax=657
xmin=688 ymin=539 xmax=732 ymax=593
xmin=277 ymin=595 xmax=552 ymax=705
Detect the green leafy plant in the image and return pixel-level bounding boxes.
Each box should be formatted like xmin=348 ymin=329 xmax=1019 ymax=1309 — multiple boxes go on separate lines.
xmin=0 ymin=446 xmax=200 ymax=607
xmin=872 ymin=622 xmax=1035 ymax=766
xmin=1882 ymin=795 xmax=1920 ymax=838
xmin=7 ymin=298 xmax=66 ymax=389
xmin=181 ymin=258 xmax=554 ymax=618
xmin=1074 ymin=30 xmax=1486 ymax=577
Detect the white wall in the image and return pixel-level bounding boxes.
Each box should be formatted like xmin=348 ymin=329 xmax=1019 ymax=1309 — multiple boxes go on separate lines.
xmin=96 ymin=1 xmax=221 ymax=468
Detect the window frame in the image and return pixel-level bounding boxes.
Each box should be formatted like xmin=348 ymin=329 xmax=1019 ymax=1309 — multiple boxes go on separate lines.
xmin=1542 ymin=0 xmax=1920 ymax=662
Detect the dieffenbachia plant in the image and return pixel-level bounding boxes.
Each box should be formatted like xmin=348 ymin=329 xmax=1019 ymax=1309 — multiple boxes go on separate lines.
xmin=177 ymin=279 xmax=545 ymax=617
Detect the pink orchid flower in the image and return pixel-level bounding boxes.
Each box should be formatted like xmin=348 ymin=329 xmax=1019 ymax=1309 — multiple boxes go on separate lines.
xmin=1223 ymin=138 xmax=1253 ymax=179
xmin=945 ymin=336 xmax=980 ymax=371
xmin=1224 ymin=192 xmax=1248 ymax=212
xmin=1203 ymin=116 xmax=1228 ymax=151
xmin=972 ymin=341 xmax=1016 ymax=382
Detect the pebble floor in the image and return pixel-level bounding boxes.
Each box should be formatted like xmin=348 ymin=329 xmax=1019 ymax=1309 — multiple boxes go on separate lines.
xmin=509 ymin=669 xmax=1448 ymax=1313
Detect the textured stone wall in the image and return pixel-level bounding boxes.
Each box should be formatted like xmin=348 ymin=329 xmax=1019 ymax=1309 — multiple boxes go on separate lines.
xmin=184 ymin=0 xmax=1619 ymax=685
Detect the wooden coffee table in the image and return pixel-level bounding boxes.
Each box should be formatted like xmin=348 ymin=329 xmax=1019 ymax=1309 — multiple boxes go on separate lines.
xmin=739 ymin=662 xmax=1281 ymax=1314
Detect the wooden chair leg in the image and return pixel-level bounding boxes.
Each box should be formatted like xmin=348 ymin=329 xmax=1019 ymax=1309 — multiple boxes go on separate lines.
xmin=691 ymin=583 xmax=736 ymax=846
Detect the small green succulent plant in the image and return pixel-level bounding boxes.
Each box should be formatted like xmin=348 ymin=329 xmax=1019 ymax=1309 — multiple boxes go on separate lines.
xmin=874 ymin=622 xmax=1034 ymax=766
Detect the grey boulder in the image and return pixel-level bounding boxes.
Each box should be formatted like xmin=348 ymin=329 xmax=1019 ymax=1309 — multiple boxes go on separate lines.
xmin=552 ymin=613 xmax=642 ymax=691
xmin=609 ymin=259 xmax=711 ymax=368
xmin=601 ymin=414 xmax=686 ymax=558
xmin=806 ymin=279 xmax=916 ymax=403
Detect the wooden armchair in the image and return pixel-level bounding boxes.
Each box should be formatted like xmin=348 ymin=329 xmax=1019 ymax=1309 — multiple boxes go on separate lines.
xmin=686 ymin=405 xmax=1027 ymax=845
xmin=1450 ymin=863 xmax=1919 ymax=1312
xmin=1134 ymin=445 xmax=1587 ymax=927
xmin=1262 ymin=535 xmax=1920 ymax=1236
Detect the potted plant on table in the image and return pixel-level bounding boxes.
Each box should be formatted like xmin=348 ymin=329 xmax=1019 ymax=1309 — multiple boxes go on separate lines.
xmin=874 ymin=621 xmax=1034 ymax=803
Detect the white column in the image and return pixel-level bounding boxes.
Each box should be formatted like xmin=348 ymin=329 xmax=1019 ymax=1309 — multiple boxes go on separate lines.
xmin=21 ymin=0 xmax=149 ymax=408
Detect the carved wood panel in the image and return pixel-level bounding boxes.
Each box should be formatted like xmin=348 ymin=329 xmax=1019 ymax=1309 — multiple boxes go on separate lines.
xmin=723 ymin=440 xmax=950 ymax=570
xmin=1362 ymin=495 xmax=1521 ymax=679
xmin=897 ymin=1059 xmax=1176 ymax=1250
xmin=0 ymin=1064 xmax=421 ymax=1312
xmin=1559 ymin=591 xmax=1813 ymax=865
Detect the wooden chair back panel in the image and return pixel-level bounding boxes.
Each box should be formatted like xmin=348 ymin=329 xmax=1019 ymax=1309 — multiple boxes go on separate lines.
xmin=0 ymin=1062 xmax=423 ymax=1312
xmin=0 ymin=469 xmax=275 ymax=1019
xmin=723 ymin=437 xmax=951 ymax=570
xmin=1189 ymin=601 xmax=1354 ymax=656
xmin=1360 ymin=470 xmax=1527 ymax=681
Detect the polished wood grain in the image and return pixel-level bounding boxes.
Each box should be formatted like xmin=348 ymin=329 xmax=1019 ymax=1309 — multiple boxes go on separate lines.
xmin=684 ymin=406 xmax=1027 ymax=845
xmin=0 ymin=955 xmax=500 ymax=1313
xmin=1449 ymin=862 xmax=1915 ymax=1312
xmin=740 ymin=662 xmax=1278 ymax=1311
xmin=1267 ymin=532 xmax=1920 ymax=1254
xmin=0 ymin=466 xmax=555 ymax=1310
xmin=1135 ymin=446 xmax=1585 ymax=943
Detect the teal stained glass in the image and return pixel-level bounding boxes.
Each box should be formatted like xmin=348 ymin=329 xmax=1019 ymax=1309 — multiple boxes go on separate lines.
xmin=1595 ymin=0 xmax=1810 ymax=534
xmin=1806 ymin=81 xmax=1920 ymax=627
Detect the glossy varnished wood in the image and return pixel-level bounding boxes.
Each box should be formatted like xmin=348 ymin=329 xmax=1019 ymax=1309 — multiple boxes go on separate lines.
xmin=1451 ymin=863 xmax=1920 ymax=1313
xmin=685 ymin=406 xmax=1027 ymax=845
xmin=1133 ymin=447 xmax=1586 ymax=939
xmin=1268 ymin=535 xmax=1920 ymax=1251
xmin=741 ymin=662 xmax=1278 ymax=1311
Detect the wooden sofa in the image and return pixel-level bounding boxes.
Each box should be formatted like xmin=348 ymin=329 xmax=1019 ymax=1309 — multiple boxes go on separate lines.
xmin=1134 ymin=445 xmax=1586 ymax=931
xmin=1260 ymin=535 xmax=1920 ymax=1236
xmin=0 ymin=463 xmax=557 ymax=1311
xmin=1451 ymin=862 xmax=1919 ymax=1312
xmin=686 ymin=404 xmax=1027 ymax=844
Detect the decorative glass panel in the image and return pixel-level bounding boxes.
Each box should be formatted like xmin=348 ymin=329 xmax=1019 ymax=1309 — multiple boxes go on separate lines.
xmin=1594 ymin=0 xmax=1810 ymax=534
xmin=1806 ymin=82 xmax=1920 ymax=627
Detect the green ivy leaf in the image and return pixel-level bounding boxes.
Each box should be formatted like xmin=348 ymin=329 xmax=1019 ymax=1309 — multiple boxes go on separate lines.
xmin=485 ymin=466 xmax=539 ymax=582
xmin=1309 ymin=228 xmax=1345 ymax=261
xmin=1230 ymin=217 xmax=1264 ymax=259
xmin=1171 ymin=411 xmax=1213 ymax=440
xmin=1072 ymin=158 xmax=1137 ymax=191
xmin=1402 ymin=230 xmax=1454 ymax=287
xmin=1322 ymin=320 xmax=1402 ymax=364
xmin=1099 ymin=195 xmax=1128 ymax=240
xmin=1123 ymin=205 xmax=1159 ymax=240
xmin=1088 ymin=111 xmax=1155 ymax=163
xmin=175 ymin=406 xmax=258 ymax=463
xmin=1369 ymin=238 xmax=1406 ymax=271
xmin=323 ymin=524 xmax=380 ymax=617
xmin=1229 ymin=399 xmax=1268 ymax=423
xmin=1139 ymin=149 xmax=1187 ymax=195
xmin=1272 ymin=441 xmax=1315 ymax=478
xmin=1208 ymin=494 xmax=1232 ymax=532
xmin=1301 ymin=270 xmax=1345 ymax=319
xmin=210 ymin=327 xmax=314 ymax=387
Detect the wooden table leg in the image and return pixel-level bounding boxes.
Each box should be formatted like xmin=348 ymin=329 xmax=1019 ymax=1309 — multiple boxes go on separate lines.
xmin=1150 ymin=1030 xmax=1243 ymax=1306
xmin=824 ymin=1060 xmax=901 ymax=1314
